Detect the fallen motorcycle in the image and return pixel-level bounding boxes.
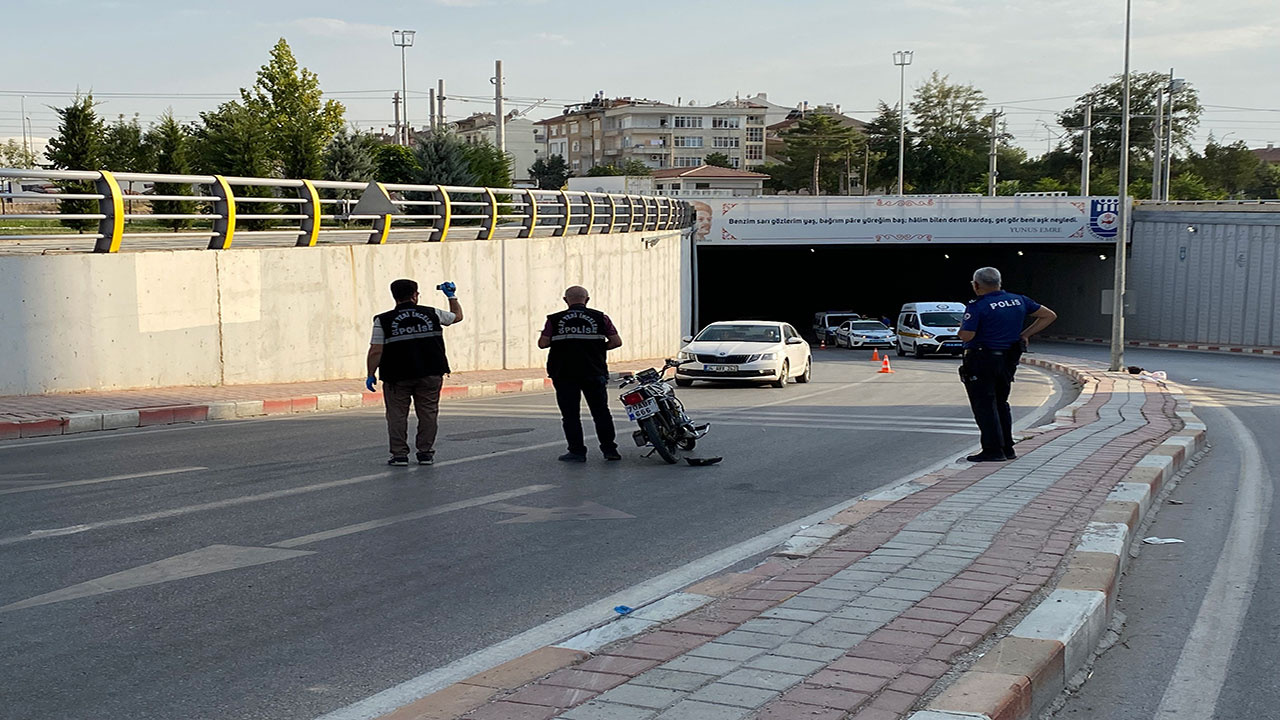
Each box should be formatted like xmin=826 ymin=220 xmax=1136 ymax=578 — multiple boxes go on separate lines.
xmin=618 ymin=359 xmax=710 ymax=464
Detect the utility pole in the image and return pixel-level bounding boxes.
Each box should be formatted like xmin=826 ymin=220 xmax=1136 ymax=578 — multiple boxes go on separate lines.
xmin=429 ymin=88 xmax=437 ymax=131
xmin=862 ymin=144 xmax=870 ymax=196
xmin=1152 ymin=87 xmax=1164 ymax=199
xmin=1081 ymin=102 xmax=1092 ymax=196
xmin=20 ymin=95 xmax=30 ymax=163
xmin=845 ymin=143 xmax=852 ymax=196
xmin=391 ymin=30 xmax=416 ymax=145
xmin=1163 ymin=69 xmax=1181 ymax=201
xmin=1109 ymin=0 xmax=1133 ymax=373
xmin=494 ymin=60 xmax=506 ymax=153
xmin=437 ymin=79 xmax=447 ymax=130
xmin=393 ymin=92 xmax=402 ymax=145
xmin=987 ymin=112 xmax=1000 ymax=196
xmin=893 ymin=50 xmax=913 ymax=196
xmin=812 ymin=153 xmax=820 ymax=196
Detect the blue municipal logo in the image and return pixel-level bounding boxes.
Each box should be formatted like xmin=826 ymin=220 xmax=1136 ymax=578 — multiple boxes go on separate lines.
xmin=1089 ymin=198 xmax=1120 ymax=240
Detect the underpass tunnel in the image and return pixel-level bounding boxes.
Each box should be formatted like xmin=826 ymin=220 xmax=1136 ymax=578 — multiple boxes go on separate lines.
xmin=695 ymin=243 xmax=1118 ymax=340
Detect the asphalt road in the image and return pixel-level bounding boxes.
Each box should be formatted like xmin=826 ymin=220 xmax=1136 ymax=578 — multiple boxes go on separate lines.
xmin=0 ymin=353 xmax=1059 ymax=720
xmin=1039 ymin=343 xmax=1280 ymax=720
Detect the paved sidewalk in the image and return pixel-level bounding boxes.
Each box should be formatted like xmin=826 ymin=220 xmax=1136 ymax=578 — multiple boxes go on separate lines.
xmin=382 ymin=359 xmax=1184 ymax=720
xmin=0 ymin=360 xmax=665 ymax=439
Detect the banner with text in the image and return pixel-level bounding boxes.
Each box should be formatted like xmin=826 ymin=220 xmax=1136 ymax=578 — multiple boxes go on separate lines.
xmin=690 ymin=196 xmax=1121 ymax=245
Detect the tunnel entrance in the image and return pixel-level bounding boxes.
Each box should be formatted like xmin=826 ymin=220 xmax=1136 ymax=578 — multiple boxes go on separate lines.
xmin=694 ymin=243 xmax=1117 ymax=340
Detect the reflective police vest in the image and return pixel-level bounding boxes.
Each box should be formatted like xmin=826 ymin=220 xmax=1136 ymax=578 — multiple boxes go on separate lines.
xmin=546 ymin=305 xmax=610 ymax=378
xmin=376 ymin=304 xmax=450 ymax=382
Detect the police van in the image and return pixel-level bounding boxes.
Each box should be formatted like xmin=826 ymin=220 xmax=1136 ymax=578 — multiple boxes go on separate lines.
xmin=896 ymin=302 xmax=966 ymax=358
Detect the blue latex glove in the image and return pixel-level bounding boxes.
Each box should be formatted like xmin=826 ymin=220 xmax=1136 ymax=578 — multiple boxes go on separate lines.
xmin=438 ymin=281 xmax=457 ymax=298
xmin=365 ymin=375 xmax=377 ymax=392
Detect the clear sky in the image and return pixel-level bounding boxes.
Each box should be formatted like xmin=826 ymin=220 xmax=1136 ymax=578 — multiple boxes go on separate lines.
xmin=2 ymin=0 xmax=1278 ymax=155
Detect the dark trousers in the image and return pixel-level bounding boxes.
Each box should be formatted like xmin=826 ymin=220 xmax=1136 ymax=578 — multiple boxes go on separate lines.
xmin=383 ymin=376 xmax=444 ymax=457
xmin=552 ymin=374 xmax=618 ymax=456
xmin=961 ymin=348 xmax=1022 ymax=455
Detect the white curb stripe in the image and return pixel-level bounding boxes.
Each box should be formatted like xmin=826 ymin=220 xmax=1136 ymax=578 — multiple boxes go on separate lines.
xmin=1011 ymin=588 xmax=1108 ymax=679
xmin=1076 ymin=522 xmax=1131 ymax=556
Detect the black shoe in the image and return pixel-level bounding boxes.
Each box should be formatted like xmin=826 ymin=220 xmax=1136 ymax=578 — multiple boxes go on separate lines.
xmin=1004 ymin=449 xmax=1017 ymax=460
xmin=965 ymin=452 xmax=1008 ymax=463
xmin=558 ymin=452 xmax=587 ymax=463
xmin=417 ymin=451 xmax=435 ymax=466
xmin=603 ymin=449 xmax=622 ymax=461
xmin=388 ymin=456 xmax=409 ymax=466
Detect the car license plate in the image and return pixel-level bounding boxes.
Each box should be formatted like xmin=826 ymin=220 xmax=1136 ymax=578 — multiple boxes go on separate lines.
xmin=626 ymin=398 xmax=659 ymax=421
xmin=704 ymin=364 xmax=739 ymax=373
xmin=943 ymin=342 xmax=962 ymax=348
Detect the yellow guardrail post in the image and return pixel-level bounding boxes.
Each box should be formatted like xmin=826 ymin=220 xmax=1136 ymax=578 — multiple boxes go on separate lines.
xmin=366 ymin=182 xmax=394 ymax=244
xmin=580 ymin=193 xmax=596 ymax=235
xmin=296 ymin=179 xmax=321 ymax=247
xmin=208 ymin=175 xmax=237 ymax=249
xmin=605 ymin=195 xmax=617 ymax=233
xmin=660 ymin=197 xmax=673 ymax=230
xmin=432 ymin=186 xmax=452 ymax=242
xmin=519 ymin=189 xmax=538 ymax=238
xmin=93 ymin=170 xmax=125 ymax=253
xmin=626 ymin=195 xmax=639 ymax=232
xmin=637 ymin=195 xmax=650 ymax=232
xmin=481 ymin=187 xmax=499 ymax=240
xmin=555 ymin=190 xmax=571 ymax=237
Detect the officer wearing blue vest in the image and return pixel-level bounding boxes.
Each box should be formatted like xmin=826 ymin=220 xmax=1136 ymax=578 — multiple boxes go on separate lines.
xmin=538 ymin=286 xmax=623 ymax=462
xmin=366 ymin=279 xmax=464 ymax=467
xmin=957 ymin=267 xmax=1056 ymax=462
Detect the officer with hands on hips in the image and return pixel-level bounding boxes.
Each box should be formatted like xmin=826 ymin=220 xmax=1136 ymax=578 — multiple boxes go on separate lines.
xmin=366 ymin=279 xmax=464 ymax=467
xmin=956 ymin=266 xmax=1056 ymax=463
xmin=538 ymin=286 xmax=624 ymax=462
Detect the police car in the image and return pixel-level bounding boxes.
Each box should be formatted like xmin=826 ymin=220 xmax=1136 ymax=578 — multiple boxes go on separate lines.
xmin=676 ymin=321 xmax=812 ymax=388
xmin=896 ymin=302 xmax=966 ymax=358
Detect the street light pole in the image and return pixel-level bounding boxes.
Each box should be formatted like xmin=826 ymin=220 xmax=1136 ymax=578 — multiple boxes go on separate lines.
xmin=391 ymin=30 xmax=416 ymax=146
xmin=893 ymin=50 xmax=913 ymax=196
xmin=1109 ymin=0 xmax=1133 ymax=373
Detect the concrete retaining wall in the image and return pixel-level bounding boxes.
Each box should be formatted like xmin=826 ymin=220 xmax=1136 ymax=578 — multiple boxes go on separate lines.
xmin=0 ymin=230 xmax=684 ymax=395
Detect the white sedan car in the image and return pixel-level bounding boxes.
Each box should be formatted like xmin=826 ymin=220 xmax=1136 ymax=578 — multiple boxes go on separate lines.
xmin=835 ymin=320 xmax=897 ymax=349
xmin=675 ymin=321 xmax=812 ymax=388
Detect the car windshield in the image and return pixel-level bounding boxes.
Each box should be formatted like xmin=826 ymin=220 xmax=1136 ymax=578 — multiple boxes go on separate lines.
xmin=920 ymin=312 xmax=964 ymax=327
xmin=824 ymin=314 xmax=858 ymax=327
xmin=696 ymin=324 xmax=781 ymax=343
xmin=851 ymin=321 xmax=887 ymax=331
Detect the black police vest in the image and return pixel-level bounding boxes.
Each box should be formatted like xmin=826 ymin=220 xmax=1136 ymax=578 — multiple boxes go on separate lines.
xmin=376 ymin=304 xmax=450 ymax=382
xmin=546 ymin=306 xmax=610 ymax=379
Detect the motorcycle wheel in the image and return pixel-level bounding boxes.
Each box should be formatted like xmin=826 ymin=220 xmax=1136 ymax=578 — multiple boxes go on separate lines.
xmin=638 ymin=416 xmax=680 ymax=464
xmin=678 ymin=437 xmax=697 ymax=451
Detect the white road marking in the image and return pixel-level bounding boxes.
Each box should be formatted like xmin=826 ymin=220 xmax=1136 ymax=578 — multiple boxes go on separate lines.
xmin=0 ymin=467 xmax=207 ymax=496
xmin=714 ymin=420 xmax=977 ymax=436
xmin=271 ymin=485 xmax=557 ymax=548
xmin=1153 ymin=405 xmax=1273 ymax=719
xmin=483 ymin=500 xmax=634 ymax=524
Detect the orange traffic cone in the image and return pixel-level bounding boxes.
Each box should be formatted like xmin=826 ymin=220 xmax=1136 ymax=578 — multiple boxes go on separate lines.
xmin=819 ymin=339 xmax=826 ymax=350
xmin=878 ymin=356 xmax=894 ymax=374
xmin=871 ymin=349 xmax=880 ymax=362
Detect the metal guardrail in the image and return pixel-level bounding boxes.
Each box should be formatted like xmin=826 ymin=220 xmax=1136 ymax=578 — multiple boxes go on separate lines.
xmin=0 ymin=168 xmax=695 ymax=253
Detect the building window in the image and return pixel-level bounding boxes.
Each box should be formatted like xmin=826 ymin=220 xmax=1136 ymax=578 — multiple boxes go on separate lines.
xmin=572 ymin=140 xmax=580 ymax=152
xmin=746 ymin=115 xmax=764 ymax=125
xmin=673 ymin=116 xmax=703 ymax=129
xmin=674 ymin=156 xmax=703 ymax=167
xmin=712 ymin=117 xmax=741 ymax=129
xmin=732 ymin=157 xmax=741 ymax=168
xmin=695 ymin=182 xmax=711 ymax=190
xmin=570 ymin=121 xmax=580 ymax=133
xmin=713 ymin=136 xmax=740 ymax=148
xmin=745 ymin=145 xmax=764 ymax=160
xmin=674 ymin=136 xmax=704 ymax=148
xmin=746 ymin=127 xmax=764 ymax=142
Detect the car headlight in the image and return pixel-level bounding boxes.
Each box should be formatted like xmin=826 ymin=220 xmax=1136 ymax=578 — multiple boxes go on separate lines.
xmin=745 ymin=352 xmax=776 ymax=362
xmin=677 ymin=350 xmax=695 ymax=361
xmin=921 ymin=331 xmax=935 ymax=339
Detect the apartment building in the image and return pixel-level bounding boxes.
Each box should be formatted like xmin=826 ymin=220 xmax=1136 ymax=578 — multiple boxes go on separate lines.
xmin=536 ymin=96 xmax=770 ymax=173
xmin=453 ymin=113 xmax=540 ymax=183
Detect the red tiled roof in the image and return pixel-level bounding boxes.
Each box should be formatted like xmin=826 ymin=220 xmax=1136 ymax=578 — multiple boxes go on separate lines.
xmin=651 ymin=165 xmax=768 ymax=179
xmin=1252 ymin=147 xmax=1280 ymax=164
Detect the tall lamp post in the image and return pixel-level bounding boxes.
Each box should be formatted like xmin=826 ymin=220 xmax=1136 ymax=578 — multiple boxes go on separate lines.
xmin=1109 ymin=0 xmax=1133 ymax=372
xmin=391 ymin=30 xmax=416 ymax=145
xmin=893 ymin=50 xmax=913 ymax=196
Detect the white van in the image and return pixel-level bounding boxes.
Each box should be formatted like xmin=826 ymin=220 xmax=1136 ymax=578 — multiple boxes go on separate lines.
xmin=896 ymin=302 xmax=966 ymax=358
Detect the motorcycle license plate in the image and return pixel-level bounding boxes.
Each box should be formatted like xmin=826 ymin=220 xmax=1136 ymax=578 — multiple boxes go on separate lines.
xmin=626 ymin=398 xmax=660 ymax=421
xmin=704 ymin=364 xmax=739 ymax=372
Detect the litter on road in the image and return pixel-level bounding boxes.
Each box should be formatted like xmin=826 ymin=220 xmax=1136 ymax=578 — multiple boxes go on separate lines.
xmin=1143 ymin=536 xmax=1186 ymax=545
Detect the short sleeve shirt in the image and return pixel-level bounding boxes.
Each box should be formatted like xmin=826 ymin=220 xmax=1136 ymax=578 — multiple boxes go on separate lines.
xmin=371 ymin=308 xmax=456 ymax=344
xmin=960 ymin=290 xmax=1041 ymax=350
xmin=540 ymin=307 xmax=618 ymax=339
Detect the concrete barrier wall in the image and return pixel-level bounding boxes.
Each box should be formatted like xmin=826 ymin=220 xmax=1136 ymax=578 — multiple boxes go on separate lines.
xmin=0 ymin=230 xmax=684 ymax=395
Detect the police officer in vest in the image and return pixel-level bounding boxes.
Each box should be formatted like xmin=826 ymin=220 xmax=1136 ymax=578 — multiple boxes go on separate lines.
xmin=957 ymin=267 xmax=1057 ymax=462
xmin=538 ymin=286 xmax=623 ymax=462
xmin=366 ymin=279 xmax=464 ymax=466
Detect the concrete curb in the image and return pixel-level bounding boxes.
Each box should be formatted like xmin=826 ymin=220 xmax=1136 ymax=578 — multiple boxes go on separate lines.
xmin=910 ymin=366 xmax=1207 ymax=720
xmin=1044 ymin=335 xmax=1280 ymax=357
xmin=0 ymin=376 xmax=568 ymax=441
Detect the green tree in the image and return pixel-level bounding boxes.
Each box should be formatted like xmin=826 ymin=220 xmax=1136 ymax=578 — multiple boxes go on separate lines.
xmin=775 ymin=112 xmax=864 ymax=194
xmin=1059 ymin=72 xmax=1202 ymax=168
xmin=144 ymin=111 xmax=194 ymax=230
xmin=463 ymin=139 xmax=512 ymax=187
xmin=585 ymin=164 xmax=624 ymax=176
xmin=1 ymin=139 xmax=39 ymax=168
xmin=1188 ymin=136 xmax=1267 ymax=198
xmin=374 ymin=144 xmax=420 ymax=184
xmin=1029 ymin=177 xmax=1070 ymax=193
xmin=242 ymin=38 xmax=346 ymax=179
xmin=528 ymin=154 xmax=571 ymax=189
xmin=324 ymin=129 xmax=379 ymax=188
xmin=1169 ymin=171 xmax=1225 ymax=201
xmin=621 ymin=158 xmax=652 ymax=176
xmin=102 ymin=114 xmax=150 ymax=172
xmin=859 ymin=103 xmax=910 ymax=192
xmin=413 ymin=130 xmax=475 ymax=186
xmin=190 ymin=100 xmax=274 ymax=177
xmin=45 ymin=94 xmax=104 ymax=231
xmin=704 ymin=152 xmax=733 ymax=168
xmin=909 ymin=72 xmax=990 ymax=193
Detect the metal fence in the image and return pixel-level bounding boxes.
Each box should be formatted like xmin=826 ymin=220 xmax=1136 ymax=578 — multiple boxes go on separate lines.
xmin=0 ymin=168 xmax=695 ymax=253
